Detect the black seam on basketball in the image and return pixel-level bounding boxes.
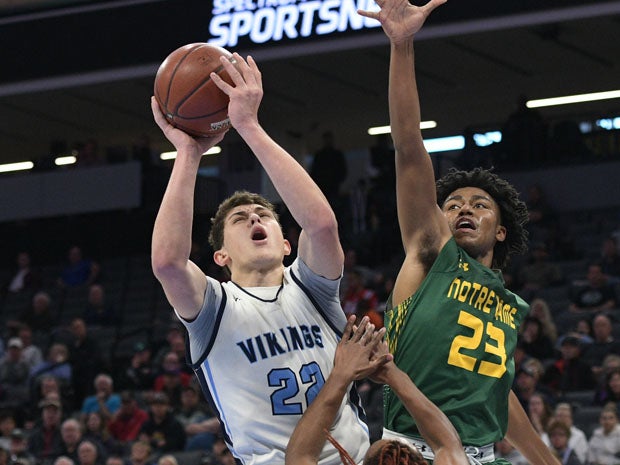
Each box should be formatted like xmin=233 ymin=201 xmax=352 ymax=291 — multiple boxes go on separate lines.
xmin=172 ymin=63 xmax=227 ymax=116
xmin=168 ymin=45 xmax=206 ymax=113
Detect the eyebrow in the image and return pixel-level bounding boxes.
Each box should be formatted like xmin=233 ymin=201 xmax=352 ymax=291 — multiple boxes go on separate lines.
xmin=443 ymin=193 xmax=492 ymax=205
xmin=227 ymin=206 xmax=271 ymax=222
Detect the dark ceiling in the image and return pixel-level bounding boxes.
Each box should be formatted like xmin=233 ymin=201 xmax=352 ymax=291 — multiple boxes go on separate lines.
xmin=1 ymin=1 xmax=620 ymax=166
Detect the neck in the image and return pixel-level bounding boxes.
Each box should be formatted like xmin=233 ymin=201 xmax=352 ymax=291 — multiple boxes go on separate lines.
xmin=230 ymin=265 xmax=285 ymax=287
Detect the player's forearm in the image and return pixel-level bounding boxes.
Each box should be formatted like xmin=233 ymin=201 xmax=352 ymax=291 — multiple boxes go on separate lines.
xmin=389 ymin=41 xmax=427 ymax=165
xmin=505 ymin=391 xmax=561 ymax=465
xmin=286 ymin=373 xmax=350 ymax=465
xmin=152 ymin=150 xmax=202 ymax=272
xmin=236 ymin=122 xmax=337 ymax=235
xmin=387 ymin=367 xmax=466 ymax=462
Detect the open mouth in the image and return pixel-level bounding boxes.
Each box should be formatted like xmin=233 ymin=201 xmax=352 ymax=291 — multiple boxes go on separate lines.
xmin=456 ymin=218 xmax=475 ymax=231
xmin=252 ymin=228 xmax=267 ymax=241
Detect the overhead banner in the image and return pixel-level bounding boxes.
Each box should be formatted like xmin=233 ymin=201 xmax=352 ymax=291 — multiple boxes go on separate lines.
xmin=208 ymin=0 xmax=381 ymax=48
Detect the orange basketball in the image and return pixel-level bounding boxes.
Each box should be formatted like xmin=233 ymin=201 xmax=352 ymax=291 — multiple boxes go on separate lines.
xmin=154 ymin=43 xmax=235 ymax=137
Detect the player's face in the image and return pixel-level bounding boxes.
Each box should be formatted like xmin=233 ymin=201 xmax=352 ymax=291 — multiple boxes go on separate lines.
xmin=441 ymin=187 xmax=506 ymax=264
xmin=218 ymin=203 xmax=290 ymax=272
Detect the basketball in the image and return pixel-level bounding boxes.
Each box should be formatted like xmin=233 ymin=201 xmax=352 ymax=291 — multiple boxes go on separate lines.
xmin=154 ymin=43 xmax=235 ymax=137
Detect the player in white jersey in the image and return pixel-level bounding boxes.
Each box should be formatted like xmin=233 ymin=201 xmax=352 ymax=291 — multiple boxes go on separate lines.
xmin=151 ymin=54 xmax=368 ymax=464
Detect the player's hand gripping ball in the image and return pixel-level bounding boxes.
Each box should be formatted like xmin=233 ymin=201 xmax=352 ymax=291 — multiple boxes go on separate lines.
xmin=154 ymin=43 xmax=236 ymax=137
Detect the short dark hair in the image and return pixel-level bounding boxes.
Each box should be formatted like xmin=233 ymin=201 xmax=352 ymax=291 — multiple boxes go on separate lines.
xmin=364 ymin=440 xmax=427 ymax=465
xmin=208 ymin=190 xmax=280 ymax=251
xmin=436 ymin=167 xmax=529 ymax=269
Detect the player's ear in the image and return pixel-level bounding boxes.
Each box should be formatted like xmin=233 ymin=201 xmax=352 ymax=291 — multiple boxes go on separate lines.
xmin=495 ymin=225 xmax=507 ymax=242
xmin=283 ymin=239 xmax=291 ymax=256
xmin=214 ymin=249 xmax=229 ymax=267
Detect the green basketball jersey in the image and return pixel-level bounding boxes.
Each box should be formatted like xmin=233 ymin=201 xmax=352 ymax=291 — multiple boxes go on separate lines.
xmin=384 ymin=238 xmax=529 ymax=446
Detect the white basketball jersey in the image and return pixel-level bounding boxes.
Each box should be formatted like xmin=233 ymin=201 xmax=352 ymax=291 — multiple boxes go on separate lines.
xmin=181 ymin=259 xmax=369 ymax=465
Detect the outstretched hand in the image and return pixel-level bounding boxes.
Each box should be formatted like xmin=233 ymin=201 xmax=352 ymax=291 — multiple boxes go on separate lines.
xmin=210 ymin=53 xmax=263 ymax=134
xmin=150 ymin=96 xmax=225 ymax=156
xmin=333 ymin=315 xmax=392 ymax=383
xmin=358 ymin=0 xmax=447 ymax=45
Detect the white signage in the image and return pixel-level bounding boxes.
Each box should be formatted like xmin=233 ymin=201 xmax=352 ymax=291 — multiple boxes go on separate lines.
xmin=209 ymin=0 xmax=381 ymax=48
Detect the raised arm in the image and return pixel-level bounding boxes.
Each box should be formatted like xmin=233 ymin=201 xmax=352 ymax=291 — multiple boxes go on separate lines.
xmin=211 ymin=54 xmax=343 ymax=279
xmin=359 ymin=0 xmax=450 ymax=302
xmin=150 ymin=98 xmax=225 ymax=320
xmin=285 ymin=316 xmax=389 ymax=465
xmin=505 ymin=390 xmax=561 ymax=465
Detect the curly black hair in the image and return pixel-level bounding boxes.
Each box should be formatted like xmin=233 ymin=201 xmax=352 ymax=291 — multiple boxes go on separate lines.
xmin=435 ymin=167 xmax=529 ymax=269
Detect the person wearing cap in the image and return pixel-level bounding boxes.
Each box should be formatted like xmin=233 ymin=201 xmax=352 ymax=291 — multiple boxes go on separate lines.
xmin=27 ymin=395 xmax=64 ymax=463
xmin=152 ymin=352 xmax=191 ymax=412
xmin=175 ymin=384 xmax=219 ymax=451
xmin=116 ymin=342 xmax=155 ymax=391
xmin=0 ymin=337 xmax=30 ymax=408
xmin=9 ymin=428 xmax=36 ymax=465
xmin=108 ymin=391 xmax=148 ymax=444
xmin=138 ymin=392 xmax=185 ymax=454
xmin=542 ymin=334 xmax=597 ymax=396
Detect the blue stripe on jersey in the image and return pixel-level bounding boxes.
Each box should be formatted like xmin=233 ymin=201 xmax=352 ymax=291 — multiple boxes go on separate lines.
xmin=289 ymin=270 xmax=343 ymax=337
xmin=191 ymin=281 xmax=228 ymax=368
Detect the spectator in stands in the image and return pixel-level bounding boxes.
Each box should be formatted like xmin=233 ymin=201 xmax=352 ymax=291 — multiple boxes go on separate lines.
xmin=524 ymin=184 xmax=556 ymax=242
xmin=108 ymin=391 xmax=148 ymax=446
xmin=8 ymin=428 xmax=36 ymax=465
xmin=151 ymin=324 xmax=185 ymax=370
xmin=59 ymin=418 xmax=84 ymax=463
xmin=30 ymin=374 xmax=74 ymax=421
xmin=76 ymin=439 xmax=103 ymax=465
xmin=17 ymin=325 xmax=43 ymax=371
xmin=494 ymin=437 xmax=529 ymax=465
xmin=28 ymin=396 xmax=64 ymax=464
xmin=175 ymin=384 xmax=219 ymax=452
xmin=541 ymin=403 xmax=588 ymax=464
xmin=104 ymin=456 xmax=124 ymax=465
xmin=156 ymin=455 xmax=177 ymax=465
xmin=17 ymin=291 xmax=57 ymax=334
xmin=211 ymin=437 xmax=234 ymax=465
xmin=587 ymin=402 xmax=620 ymax=465
xmin=593 ymin=367 xmax=620 ymax=406
xmin=543 ymin=335 xmax=597 ymax=396
xmin=582 ymin=313 xmax=620 ymax=379
xmin=529 ymin=297 xmax=559 ymax=344
xmin=517 ymin=242 xmax=563 ymax=299
xmin=569 ymin=262 xmax=618 ymax=313
xmin=30 ymin=343 xmax=72 ymax=388
xmin=574 ymin=317 xmax=595 ymax=344
xmin=514 ymin=357 xmax=551 ymax=411
xmin=546 ymin=419 xmax=583 ymax=465
xmin=520 ymin=315 xmax=556 ymax=361
xmin=152 ymin=351 xmax=191 ymax=412
xmin=84 ymin=411 xmax=121 ymax=458
xmin=68 ymin=318 xmax=105 ymax=408
xmin=2 ymin=251 xmax=42 ymax=296
xmin=340 ymin=269 xmax=380 ymax=324
xmin=0 ymin=337 xmax=30 ymax=409
xmin=116 ymin=342 xmax=155 ymax=391
xmin=83 ymin=285 xmax=117 ymax=328
xmin=527 ymin=391 xmax=553 ymax=435
xmin=57 ymin=246 xmax=101 ymax=289
xmin=600 ymin=237 xmax=620 ymax=284
xmin=309 ymin=130 xmax=347 ymax=210
xmin=126 ymin=441 xmax=153 ymax=465
xmin=139 ymin=392 xmax=186 ymax=454
xmin=0 ymin=413 xmax=16 ymax=451
xmin=80 ymin=374 xmax=121 ymax=423
xmin=54 ymin=457 xmax=75 ymax=465
xmin=0 ymin=444 xmax=8 ymax=465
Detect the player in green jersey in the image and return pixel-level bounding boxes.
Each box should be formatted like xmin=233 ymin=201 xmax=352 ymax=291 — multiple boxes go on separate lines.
xmin=357 ymin=1 xmax=560 ymax=464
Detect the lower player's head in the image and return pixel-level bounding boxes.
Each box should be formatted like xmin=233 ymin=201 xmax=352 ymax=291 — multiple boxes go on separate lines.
xmin=363 ymin=439 xmax=427 ymax=465
xmin=436 ymin=167 xmax=528 ymax=269
xmin=325 ymin=431 xmax=426 ymax=465
xmin=209 ymin=190 xmax=290 ymax=275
